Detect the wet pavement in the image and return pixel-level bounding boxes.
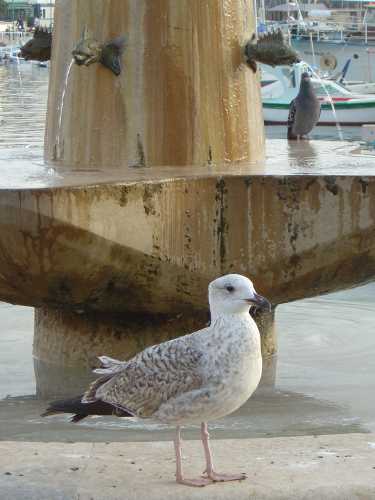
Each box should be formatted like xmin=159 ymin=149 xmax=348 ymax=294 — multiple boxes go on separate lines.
xmin=1 ymin=137 xmax=375 ymax=190
xmin=0 ymin=66 xmax=374 ymax=191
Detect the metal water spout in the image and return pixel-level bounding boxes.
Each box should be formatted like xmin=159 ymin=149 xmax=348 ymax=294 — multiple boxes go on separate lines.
xmin=72 ymin=27 xmax=126 ymax=76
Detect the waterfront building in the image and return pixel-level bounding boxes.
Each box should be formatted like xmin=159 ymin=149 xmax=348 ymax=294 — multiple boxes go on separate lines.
xmin=33 ymin=1 xmax=54 ymax=28
xmin=4 ymin=0 xmax=54 ymax=28
xmin=5 ymin=1 xmax=34 ymax=22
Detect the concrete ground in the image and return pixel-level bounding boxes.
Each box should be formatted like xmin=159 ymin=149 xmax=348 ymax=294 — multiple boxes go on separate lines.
xmin=1 ymin=434 xmax=375 ymax=499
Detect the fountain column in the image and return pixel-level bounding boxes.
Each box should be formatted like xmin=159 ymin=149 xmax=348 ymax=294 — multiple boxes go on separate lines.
xmin=45 ymin=0 xmax=264 ymax=167
xmin=30 ymin=0 xmax=272 ymax=396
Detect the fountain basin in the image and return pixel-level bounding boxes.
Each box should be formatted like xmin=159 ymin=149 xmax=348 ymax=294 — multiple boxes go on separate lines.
xmin=1 ymin=142 xmax=375 ymax=315
xmin=1 ymin=139 xmax=375 ymax=388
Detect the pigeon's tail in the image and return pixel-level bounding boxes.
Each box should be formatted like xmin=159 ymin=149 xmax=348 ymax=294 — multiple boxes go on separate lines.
xmin=41 ymin=395 xmax=133 ymax=423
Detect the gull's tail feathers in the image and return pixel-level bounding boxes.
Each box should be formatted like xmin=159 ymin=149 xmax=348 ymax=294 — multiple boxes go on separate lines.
xmin=41 ymin=395 xmax=132 ymax=423
xmin=82 ymin=373 xmax=114 ymax=403
xmin=83 ymin=356 xmax=127 ymax=402
xmin=93 ymin=355 xmax=126 ymax=375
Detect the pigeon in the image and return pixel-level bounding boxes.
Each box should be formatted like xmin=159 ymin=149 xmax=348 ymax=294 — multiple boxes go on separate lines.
xmin=287 ymin=72 xmax=321 ymax=140
xmin=42 ymin=274 xmax=270 ymax=487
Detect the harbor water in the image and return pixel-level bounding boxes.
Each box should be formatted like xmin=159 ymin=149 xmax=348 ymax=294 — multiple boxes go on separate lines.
xmin=0 ymin=63 xmax=374 ymax=443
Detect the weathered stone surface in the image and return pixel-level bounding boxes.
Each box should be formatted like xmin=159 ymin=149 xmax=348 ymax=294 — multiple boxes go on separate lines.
xmin=1 ymin=434 xmax=375 ymax=499
xmin=0 ymin=175 xmax=374 ymax=314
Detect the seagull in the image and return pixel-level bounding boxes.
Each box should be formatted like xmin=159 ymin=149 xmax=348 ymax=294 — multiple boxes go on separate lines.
xmin=42 ymin=274 xmax=270 ymax=487
xmin=287 ymin=72 xmax=321 ymax=140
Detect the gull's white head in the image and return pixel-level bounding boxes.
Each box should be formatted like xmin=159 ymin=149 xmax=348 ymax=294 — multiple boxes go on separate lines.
xmin=208 ymin=274 xmax=271 ymax=317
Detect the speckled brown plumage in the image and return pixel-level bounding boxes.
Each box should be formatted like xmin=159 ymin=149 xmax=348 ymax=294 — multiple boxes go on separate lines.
xmin=86 ymin=340 xmax=204 ymax=418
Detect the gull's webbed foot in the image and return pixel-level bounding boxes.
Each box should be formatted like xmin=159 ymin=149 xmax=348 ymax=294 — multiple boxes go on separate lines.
xmin=176 ymin=476 xmax=213 ymax=487
xmin=203 ymin=470 xmax=247 ymax=482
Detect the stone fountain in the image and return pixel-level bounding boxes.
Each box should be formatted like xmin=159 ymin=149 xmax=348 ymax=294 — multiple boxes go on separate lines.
xmin=0 ymin=0 xmax=374 ymax=397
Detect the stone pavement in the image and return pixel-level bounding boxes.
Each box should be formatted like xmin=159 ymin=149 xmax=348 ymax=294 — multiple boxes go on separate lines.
xmin=1 ymin=433 xmax=375 ymax=499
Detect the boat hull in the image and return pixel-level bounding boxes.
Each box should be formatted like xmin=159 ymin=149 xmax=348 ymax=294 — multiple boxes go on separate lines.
xmin=263 ymin=100 xmax=375 ymax=125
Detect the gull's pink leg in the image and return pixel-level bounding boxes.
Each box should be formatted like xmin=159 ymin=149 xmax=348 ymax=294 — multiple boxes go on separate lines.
xmin=174 ymin=426 xmax=213 ymax=487
xmin=201 ymin=422 xmax=247 ymax=482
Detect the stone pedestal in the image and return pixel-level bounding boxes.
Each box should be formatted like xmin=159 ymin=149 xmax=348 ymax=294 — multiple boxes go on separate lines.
xmin=33 ymin=306 xmax=276 ymax=398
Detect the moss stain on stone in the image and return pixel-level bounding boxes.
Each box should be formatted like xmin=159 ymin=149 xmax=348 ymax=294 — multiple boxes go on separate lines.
xmin=118 ymin=185 xmax=131 ymax=207
xmin=215 ymin=179 xmax=228 ymax=267
xmin=325 ymin=177 xmax=339 ymax=196
xmin=359 ymin=178 xmax=369 ymax=195
xmin=137 ymin=133 xmax=146 ymax=168
xmin=142 ymin=183 xmax=163 ymax=216
xmin=208 ymin=145 xmax=213 ymax=165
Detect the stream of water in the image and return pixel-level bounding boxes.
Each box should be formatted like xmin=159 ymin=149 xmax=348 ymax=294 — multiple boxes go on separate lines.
xmin=0 ymin=64 xmax=374 ymax=443
xmin=55 ymin=59 xmax=74 ymax=160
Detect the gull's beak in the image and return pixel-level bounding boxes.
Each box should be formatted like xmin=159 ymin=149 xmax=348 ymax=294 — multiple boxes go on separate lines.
xmin=245 ymin=292 xmax=271 ymax=311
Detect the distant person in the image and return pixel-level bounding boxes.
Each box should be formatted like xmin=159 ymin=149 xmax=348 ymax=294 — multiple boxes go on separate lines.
xmin=17 ymin=17 xmax=24 ymax=32
xmin=34 ymin=17 xmax=41 ymax=29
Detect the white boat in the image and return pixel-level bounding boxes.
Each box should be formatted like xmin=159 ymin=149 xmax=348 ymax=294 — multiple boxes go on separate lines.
xmin=341 ymin=80 xmax=375 ymax=95
xmin=0 ymin=45 xmax=27 ymax=64
xmin=329 ymin=58 xmax=375 ymax=95
xmin=262 ymin=61 xmax=375 ymax=125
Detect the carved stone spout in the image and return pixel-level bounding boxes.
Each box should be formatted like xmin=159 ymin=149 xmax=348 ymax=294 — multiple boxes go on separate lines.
xmin=20 ymin=28 xmax=52 ymax=62
xmin=72 ymin=27 xmax=126 ymax=76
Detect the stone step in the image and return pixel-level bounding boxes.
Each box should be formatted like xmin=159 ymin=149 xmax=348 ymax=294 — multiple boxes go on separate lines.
xmin=1 ymin=433 xmax=375 ymax=499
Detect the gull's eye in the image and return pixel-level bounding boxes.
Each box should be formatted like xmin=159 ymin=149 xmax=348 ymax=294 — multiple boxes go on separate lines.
xmin=226 ymin=286 xmax=235 ymax=293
